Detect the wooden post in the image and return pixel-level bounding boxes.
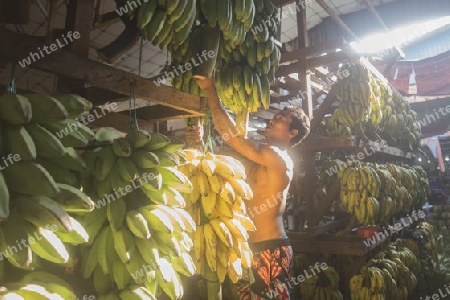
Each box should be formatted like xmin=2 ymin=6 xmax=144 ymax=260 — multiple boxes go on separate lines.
xmin=55 ymin=0 xmax=95 ymax=94
xmin=295 ymin=0 xmax=316 ymax=227
xmin=296 ymin=0 xmax=312 ymax=118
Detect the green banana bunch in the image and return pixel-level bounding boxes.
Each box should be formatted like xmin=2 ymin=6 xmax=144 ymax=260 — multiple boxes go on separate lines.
xmin=214 ymin=10 xmax=280 ymax=114
xmin=133 ymin=0 xmax=197 ymax=49
xmin=0 ymin=271 xmax=77 ymax=299
xmin=0 ymin=92 xmax=94 ymax=276
xmin=80 ymin=129 xmax=197 ymax=299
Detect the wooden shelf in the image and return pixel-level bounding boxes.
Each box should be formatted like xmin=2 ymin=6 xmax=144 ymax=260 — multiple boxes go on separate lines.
xmin=0 ymin=28 xmax=206 ymax=118
xmin=299 ymin=135 xmax=414 ymax=159
xmin=287 ymin=231 xmax=386 ymax=256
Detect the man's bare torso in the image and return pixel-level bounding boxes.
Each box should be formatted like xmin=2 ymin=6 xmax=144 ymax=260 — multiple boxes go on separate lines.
xmin=244 ymin=146 xmax=293 ymax=243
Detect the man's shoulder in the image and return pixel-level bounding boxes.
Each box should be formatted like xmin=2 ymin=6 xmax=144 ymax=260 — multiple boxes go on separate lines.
xmin=263 ymin=146 xmax=294 ymax=176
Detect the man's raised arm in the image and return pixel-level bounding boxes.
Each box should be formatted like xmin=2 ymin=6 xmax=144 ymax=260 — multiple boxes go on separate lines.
xmin=196 ymin=77 xmax=276 ymax=166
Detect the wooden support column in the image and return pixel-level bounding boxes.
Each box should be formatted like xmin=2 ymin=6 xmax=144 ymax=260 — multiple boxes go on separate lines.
xmin=295 ymin=0 xmax=315 ymax=226
xmin=55 ymin=0 xmax=95 ymax=94
xmin=46 ymin=0 xmax=59 ymax=43
xmin=296 ymin=0 xmax=312 ymax=117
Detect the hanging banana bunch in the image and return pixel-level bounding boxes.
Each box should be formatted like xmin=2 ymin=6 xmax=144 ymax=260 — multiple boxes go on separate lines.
xmin=79 ymin=128 xmax=197 ymax=299
xmin=114 ymin=0 xmax=197 ymax=49
xmin=214 ymin=0 xmax=280 ymax=114
xmin=178 ymin=149 xmax=255 ymax=291
xmin=0 ymin=92 xmax=94 ymax=277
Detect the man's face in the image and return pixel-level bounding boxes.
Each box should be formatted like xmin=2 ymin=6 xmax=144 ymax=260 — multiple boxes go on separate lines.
xmin=264 ymin=111 xmax=294 ymax=142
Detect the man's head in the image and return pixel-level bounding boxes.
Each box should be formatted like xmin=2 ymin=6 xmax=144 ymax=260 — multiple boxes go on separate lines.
xmin=264 ymin=106 xmax=310 ymax=148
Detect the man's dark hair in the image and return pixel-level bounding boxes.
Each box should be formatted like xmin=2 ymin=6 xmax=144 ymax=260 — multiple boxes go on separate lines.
xmin=284 ymin=106 xmax=310 ymax=147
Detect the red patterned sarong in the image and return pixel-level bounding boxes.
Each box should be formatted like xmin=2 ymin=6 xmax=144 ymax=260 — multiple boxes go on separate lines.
xmin=237 ymin=238 xmax=293 ymax=300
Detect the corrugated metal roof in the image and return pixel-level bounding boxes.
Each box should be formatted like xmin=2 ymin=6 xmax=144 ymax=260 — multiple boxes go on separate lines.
xmin=403 ymin=27 xmax=450 ymax=60
xmin=306 ymin=0 xmax=450 ymax=60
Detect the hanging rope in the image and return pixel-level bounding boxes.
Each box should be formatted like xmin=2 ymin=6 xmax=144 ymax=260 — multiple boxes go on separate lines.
xmin=128 ymin=38 xmax=145 ymax=131
xmin=203 ymin=108 xmax=214 ymax=154
xmin=128 ymin=81 xmax=138 ymax=131
xmin=6 ymin=44 xmax=18 ymax=94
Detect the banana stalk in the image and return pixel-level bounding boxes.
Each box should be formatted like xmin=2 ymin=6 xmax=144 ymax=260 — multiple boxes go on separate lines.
xmin=205 ymin=266 xmax=222 ymax=300
xmin=192 ymin=25 xmax=221 ymax=80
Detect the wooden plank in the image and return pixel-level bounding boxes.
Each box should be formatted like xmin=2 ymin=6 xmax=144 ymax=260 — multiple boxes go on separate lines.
xmin=309 ymin=181 xmax=342 ymax=227
xmin=299 ymin=136 xmax=355 ymax=151
xmin=280 ymin=38 xmax=344 ymax=63
xmin=79 ymin=86 xmax=127 ymax=106
xmin=87 ymin=109 xmax=154 ymax=132
xmin=271 ymin=0 xmax=296 ymax=7
xmin=132 ymin=105 xmax=203 ymax=122
xmin=307 ymin=216 xmax=350 ymax=236
xmin=287 ymin=232 xmax=370 ymax=255
xmin=308 ymin=51 xmax=349 ymax=70
xmin=315 ymin=0 xmax=359 ymax=41
xmin=310 ymin=85 xmax=336 ymax=131
xmin=0 ymin=28 xmax=206 ymax=115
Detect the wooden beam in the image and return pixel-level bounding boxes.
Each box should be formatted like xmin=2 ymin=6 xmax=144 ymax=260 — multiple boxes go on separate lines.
xmin=287 ymin=232 xmax=377 ymax=255
xmin=276 ymin=52 xmax=349 ymax=77
xmin=78 ymin=86 xmax=127 ymax=106
xmin=46 ymin=0 xmax=59 ymax=43
xmin=0 ymin=28 xmax=206 ymax=116
xmin=93 ymin=11 xmax=122 ymax=29
xmin=309 ymin=181 xmax=341 ymax=227
xmin=66 ymin=0 xmax=94 ymax=56
xmin=280 ymin=38 xmax=344 ymax=64
xmin=315 ymin=0 xmax=359 ymax=42
xmin=307 ymin=217 xmax=350 ymax=236
xmin=132 ymin=105 xmax=203 ymax=122
xmin=87 ymin=109 xmax=154 ymax=132
xmin=310 ymin=86 xmax=336 ymax=131
xmin=299 ymin=136 xmax=354 ymax=152
xmin=97 ymin=22 xmax=141 ymax=63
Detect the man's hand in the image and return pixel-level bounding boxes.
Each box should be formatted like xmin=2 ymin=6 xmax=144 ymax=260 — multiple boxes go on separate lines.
xmin=195 ymin=76 xmax=215 ymax=92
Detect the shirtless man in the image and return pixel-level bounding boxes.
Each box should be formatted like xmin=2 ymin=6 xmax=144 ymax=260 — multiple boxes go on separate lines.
xmin=196 ymin=77 xmax=310 ymax=299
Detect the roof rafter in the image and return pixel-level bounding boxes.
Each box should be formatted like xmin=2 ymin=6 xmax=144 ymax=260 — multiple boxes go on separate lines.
xmin=315 ymin=0 xmax=360 ymax=42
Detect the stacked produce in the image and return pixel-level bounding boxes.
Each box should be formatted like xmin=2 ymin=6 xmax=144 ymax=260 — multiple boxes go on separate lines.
xmin=178 ymin=149 xmax=255 ymax=297
xmin=115 ymin=0 xmax=197 ymax=48
xmin=0 ymin=271 xmax=78 ymax=299
xmin=349 ymin=239 xmax=421 ymax=299
xmin=325 ymin=63 xmax=422 ymax=150
xmin=0 ymin=92 xmax=94 ymax=291
xmin=430 ymin=204 xmax=450 ymax=228
xmin=79 ymin=129 xmax=196 ymax=299
xmin=326 ymin=64 xmax=373 ymax=136
xmin=317 ymin=160 xmax=429 ymax=225
xmin=290 ymin=254 xmax=344 ymax=300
